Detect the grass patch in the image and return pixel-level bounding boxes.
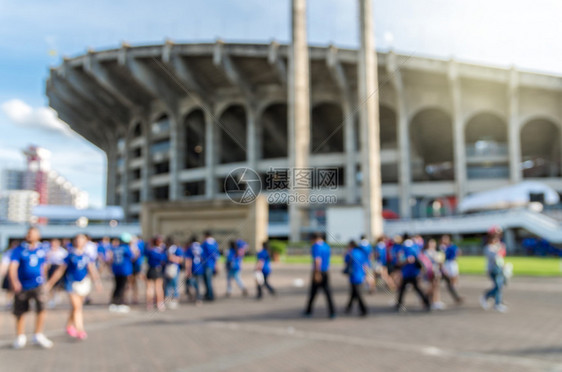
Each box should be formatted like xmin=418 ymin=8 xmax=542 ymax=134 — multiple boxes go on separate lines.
xmin=458 ymin=256 xmax=562 ymax=277
xmin=268 ymin=255 xmax=562 ymax=277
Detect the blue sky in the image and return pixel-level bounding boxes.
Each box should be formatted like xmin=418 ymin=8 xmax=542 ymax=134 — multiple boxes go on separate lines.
xmin=1 ymin=0 xmax=561 ymax=207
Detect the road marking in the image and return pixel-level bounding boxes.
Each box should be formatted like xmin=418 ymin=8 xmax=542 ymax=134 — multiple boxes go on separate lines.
xmin=206 ymin=321 xmax=562 ymax=371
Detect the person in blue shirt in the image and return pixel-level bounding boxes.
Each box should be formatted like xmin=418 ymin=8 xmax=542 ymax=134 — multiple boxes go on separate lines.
xmin=255 ymin=241 xmax=276 ymax=299
xmin=304 ymin=233 xmax=335 ymax=318
xmin=201 ymin=231 xmax=220 ymax=301
xmin=389 ymin=236 xmax=403 ymax=273
xmin=359 ymin=235 xmax=374 ymax=293
xmin=145 ymin=236 xmax=166 ymax=311
xmin=359 ymin=235 xmax=373 ymax=262
xmin=394 ymin=238 xmax=430 ymax=311
xmin=129 ymin=236 xmax=145 ymax=305
xmin=164 ymin=237 xmax=183 ymax=309
xmin=439 ymin=235 xmax=463 ymax=304
xmin=344 ymin=240 xmax=370 ymax=316
xmin=185 ymin=236 xmax=205 ymax=305
xmin=107 ymin=233 xmax=138 ymax=313
xmin=45 ymin=233 xmax=102 ymax=341
xmin=226 ymin=240 xmax=248 ymax=297
xmin=97 ymin=237 xmax=111 ymax=265
xmin=374 ymin=236 xmax=396 ymax=291
xmin=8 ymin=227 xmax=53 ymax=349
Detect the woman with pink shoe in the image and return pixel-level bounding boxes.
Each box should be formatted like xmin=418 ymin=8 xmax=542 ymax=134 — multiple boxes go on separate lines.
xmin=45 ymin=234 xmax=102 ymax=340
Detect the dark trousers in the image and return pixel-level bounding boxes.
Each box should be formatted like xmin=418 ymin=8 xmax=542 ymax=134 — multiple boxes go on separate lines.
xmin=256 ymin=273 xmax=275 ymax=298
xmin=396 ymin=276 xmax=430 ymax=308
xmin=305 ymin=272 xmax=335 ymax=316
xmin=346 ymin=283 xmax=367 ymax=315
xmin=111 ymin=275 xmax=128 ymax=305
xmin=203 ymin=267 xmax=214 ymax=301
xmin=441 ymin=274 xmax=462 ymax=302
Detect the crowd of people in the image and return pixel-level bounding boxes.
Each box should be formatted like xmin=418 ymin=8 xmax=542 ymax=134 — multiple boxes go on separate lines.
xmin=304 ymin=228 xmax=509 ymax=318
xmin=0 ymin=226 xmax=510 ymax=349
xmin=0 ymin=227 xmax=276 ymax=349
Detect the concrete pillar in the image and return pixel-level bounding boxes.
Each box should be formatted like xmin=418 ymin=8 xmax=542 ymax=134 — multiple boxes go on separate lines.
xmin=141 ymin=119 xmax=152 ymax=202
xmin=121 ymin=132 xmax=130 ymax=219
xmin=169 ymin=113 xmax=181 ymax=200
xmin=449 ymin=61 xmax=467 ymax=204
xmin=357 ymin=0 xmax=383 ymax=240
xmin=288 ymin=0 xmax=311 ymax=242
xmin=247 ymin=104 xmax=258 ymax=170
xmin=105 ymin=141 xmax=118 ymax=206
xmin=508 ymin=68 xmax=522 ymax=183
xmin=388 ymin=52 xmax=411 ymax=219
xmin=205 ymin=108 xmax=216 ymax=198
xmin=343 ymin=99 xmax=357 ymax=204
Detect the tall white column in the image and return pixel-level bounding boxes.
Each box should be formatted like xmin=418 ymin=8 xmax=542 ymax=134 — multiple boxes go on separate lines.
xmin=288 ymin=0 xmax=311 ymax=242
xmin=388 ymin=52 xmax=411 ymax=218
xmin=358 ymin=0 xmax=383 ymax=240
xmin=343 ymin=99 xmax=358 ymax=204
xmin=508 ymin=68 xmax=522 ymax=183
xmin=449 ymin=61 xmax=467 ymax=203
xmin=205 ymin=108 xmax=216 ymax=198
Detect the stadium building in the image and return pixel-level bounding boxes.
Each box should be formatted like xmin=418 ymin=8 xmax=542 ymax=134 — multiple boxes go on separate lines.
xmin=45 ymin=39 xmax=562 ymax=238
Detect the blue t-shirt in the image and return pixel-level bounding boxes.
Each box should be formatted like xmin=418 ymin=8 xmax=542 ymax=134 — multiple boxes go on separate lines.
xmin=391 ymin=243 xmax=402 ymax=265
xmin=311 ymin=241 xmax=331 ymax=272
xmin=201 ymin=238 xmax=220 ymax=270
xmin=400 ymin=243 xmax=421 ymax=279
xmin=111 ymin=244 xmax=133 ymax=276
xmin=133 ymin=240 xmax=145 ymax=270
xmin=185 ymin=242 xmax=204 ymax=275
xmin=257 ymin=249 xmax=271 ymax=275
xmin=444 ymin=244 xmax=458 ymax=261
xmin=347 ymin=247 xmax=369 ymax=284
xmin=145 ymin=246 xmax=166 ymax=268
xmin=97 ymin=242 xmax=111 ymax=262
xmin=167 ymin=245 xmax=184 ymax=268
xmin=375 ymin=242 xmax=387 ymax=265
xmin=359 ymin=240 xmax=373 ymax=268
xmin=64 ymin=251 xmax=91 ymax=285
xmin=360 ymin=240 xmax=373 ymax=257
xmin=227 ymin=248 xmax=243 ymax=272
xmin=236 ymin=239 xmax=248 ymax=250
xmin=10 ymin=242 xmax=48 ymax=290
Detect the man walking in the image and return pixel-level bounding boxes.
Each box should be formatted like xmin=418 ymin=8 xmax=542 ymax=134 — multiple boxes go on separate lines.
xmin=201 ymin=231 xmax=219 ymax=301
xmin=394 ymin=238 xmax=431 ymax=312
xmin=304 ymin=233 xmax=336 ymax=318
xmin=9 ymin=227 xmax=54 ymax=349
xmin=345 ymin=240 xmax=370 ymax=316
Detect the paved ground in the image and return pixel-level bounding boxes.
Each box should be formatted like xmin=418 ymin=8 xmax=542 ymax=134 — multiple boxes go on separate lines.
xmin=1 ymin=263 xmax=562 ymax=371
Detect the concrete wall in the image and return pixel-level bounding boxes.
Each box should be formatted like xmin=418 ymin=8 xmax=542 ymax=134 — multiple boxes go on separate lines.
xmin=141 ymin=195 xmax=268 ymax=252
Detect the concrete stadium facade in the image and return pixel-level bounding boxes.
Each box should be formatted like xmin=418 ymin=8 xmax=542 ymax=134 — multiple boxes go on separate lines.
xmin=46 ymin=41 xmax=562 ymax=234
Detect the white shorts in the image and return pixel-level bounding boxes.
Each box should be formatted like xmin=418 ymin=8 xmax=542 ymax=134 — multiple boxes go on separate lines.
xmin=443 ymin=260 xmax=459 ymax=278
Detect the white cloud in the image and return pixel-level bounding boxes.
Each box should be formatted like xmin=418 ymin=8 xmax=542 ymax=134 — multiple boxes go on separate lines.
xmin=1 ymin=99 xmax=72 ymax=136
xmin=0 ymin=147 xmax=22 ymax=162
